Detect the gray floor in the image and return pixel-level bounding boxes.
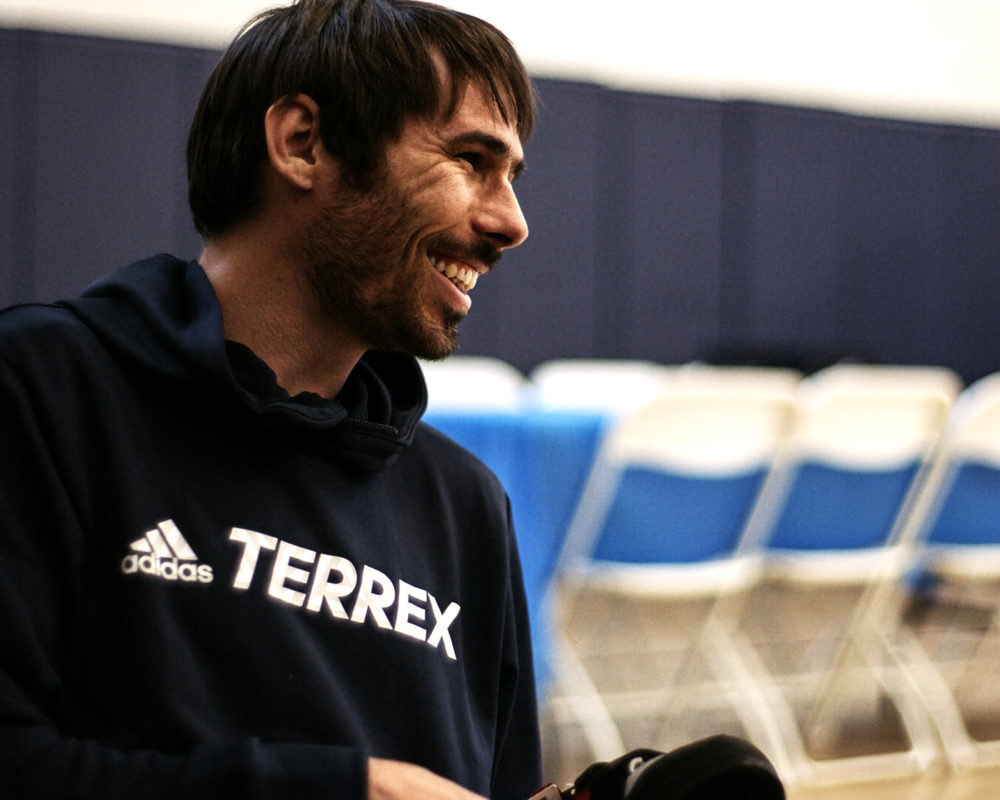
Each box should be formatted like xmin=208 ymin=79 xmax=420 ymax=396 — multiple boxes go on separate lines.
xmin=539 ymin=723 xmax=1000 ymax=800
xmin=538 ymin=577 xmax=1000 ymax=798
xmin=786 ymin=767 xmax=1000 ymax=800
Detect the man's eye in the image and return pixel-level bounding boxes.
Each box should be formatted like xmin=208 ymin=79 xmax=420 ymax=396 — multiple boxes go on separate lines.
xmin=457 ymin=152 xmax=484 ymax=169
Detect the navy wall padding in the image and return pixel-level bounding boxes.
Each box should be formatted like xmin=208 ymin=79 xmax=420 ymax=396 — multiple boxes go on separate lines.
xmin=2 ymin=28 xmax=1000 ymax=381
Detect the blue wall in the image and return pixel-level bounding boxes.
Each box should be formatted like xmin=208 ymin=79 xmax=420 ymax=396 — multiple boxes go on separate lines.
xmin=3 ymin=28 xmax=1000 ymax=381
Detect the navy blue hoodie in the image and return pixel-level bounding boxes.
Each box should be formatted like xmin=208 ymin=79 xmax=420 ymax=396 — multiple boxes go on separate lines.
xmin=0 ymin=254 xmax=541 ymax=798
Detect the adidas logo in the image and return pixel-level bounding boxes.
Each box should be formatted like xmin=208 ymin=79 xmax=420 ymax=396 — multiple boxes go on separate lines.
xmin=121 ymin=519 xmax=214 ymax=584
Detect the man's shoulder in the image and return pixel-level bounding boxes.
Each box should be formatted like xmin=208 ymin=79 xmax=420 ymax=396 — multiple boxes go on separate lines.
xmin=412 ymin=421 xmax=506 ymax=490
xmin=0 ymin=303 xmax=107 ymax=397
xmin=0 ymin=300 xmax=90 ymax=349
xmin=0 ymin=254 xmax=191 ymax=364
xmin=413 ymin=420 xmax=488 ymax=462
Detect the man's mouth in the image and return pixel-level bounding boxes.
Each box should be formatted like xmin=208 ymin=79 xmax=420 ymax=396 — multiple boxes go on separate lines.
xmin=429 ymin=253 xmax=479 ymax=294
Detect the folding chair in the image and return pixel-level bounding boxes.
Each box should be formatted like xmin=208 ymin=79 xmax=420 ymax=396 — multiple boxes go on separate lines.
xmin=738 ymin=363 xmax=962 ymax=785
xmin=672 ymin=363 xmax=804 ymax=397
xmin=545 ymin=381 xmax=798 ymax=780
xmin=889 ymin=370 xmax=1000 ymax=769
xmin=419 ymin=355 xmax=528 ymax=412
xmin=527 ymin=358 xmax=678 ymax=416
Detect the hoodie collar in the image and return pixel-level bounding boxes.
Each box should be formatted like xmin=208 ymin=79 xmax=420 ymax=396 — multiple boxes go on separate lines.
xmin=63 ymin=254 xmax=428 ymax=471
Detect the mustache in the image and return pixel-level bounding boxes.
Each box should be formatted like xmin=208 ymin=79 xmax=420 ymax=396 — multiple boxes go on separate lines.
xmin=427 ymin=235 xmax=503 ymax=272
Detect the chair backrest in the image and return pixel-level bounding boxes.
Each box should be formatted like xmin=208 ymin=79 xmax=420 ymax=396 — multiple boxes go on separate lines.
xmin=527 ymin=358 xmax=678 ymax=415
xmin=905 ymin=371 xmax=1000 ymax=556
xmin=419 ymin=356 xmax=528 ymax=412
xmin=672 ymin=363 xmax=804 ymax=398
xmin=931 ymin=371 xmax=1000 ymax=467
xmin=762 ymin=364 xmax=961 ymax=556
xmin=557 ymin=386 xmax=795 ymax=593
xmin=787 ymin=364 xmax=961 ymax=464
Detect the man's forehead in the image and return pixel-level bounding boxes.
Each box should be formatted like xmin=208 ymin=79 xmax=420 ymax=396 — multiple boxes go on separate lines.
xmin=438 ymin=81 xmax=525 ymax=159
xmin=428 ymin=52 xmax=523 ymax=144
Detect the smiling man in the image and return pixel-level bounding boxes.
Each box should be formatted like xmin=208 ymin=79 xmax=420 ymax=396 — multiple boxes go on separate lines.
xmin=0 ymin=1 xmax=540 ymax=798
xmin=199 ymin=71 xmax=528 ymax=398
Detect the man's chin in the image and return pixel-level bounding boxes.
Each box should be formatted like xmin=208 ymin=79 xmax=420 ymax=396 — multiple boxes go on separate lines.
xmin=414 ymin=332 xmax=459 ymax=361
xmin=414 ymin=317 xmax=461 ymax=360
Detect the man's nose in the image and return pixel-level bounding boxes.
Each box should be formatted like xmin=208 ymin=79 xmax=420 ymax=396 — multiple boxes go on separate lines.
xmin=473 ymin=181 xmax=529 ymax=249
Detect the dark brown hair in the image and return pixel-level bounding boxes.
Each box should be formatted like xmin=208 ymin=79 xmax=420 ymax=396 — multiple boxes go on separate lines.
xmin=187 ymin=0 xmax=535 ymax=238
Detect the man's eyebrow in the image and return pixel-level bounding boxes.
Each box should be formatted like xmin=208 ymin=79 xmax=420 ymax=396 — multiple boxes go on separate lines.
xmin=448 ymin=131 xmax=526 ymax=179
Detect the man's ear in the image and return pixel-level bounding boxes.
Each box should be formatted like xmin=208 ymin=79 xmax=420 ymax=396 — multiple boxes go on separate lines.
xmin=264 ymin=93 xmax=324 ymax=190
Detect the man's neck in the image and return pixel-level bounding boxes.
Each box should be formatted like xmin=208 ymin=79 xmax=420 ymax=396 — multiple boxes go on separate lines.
xmin=198 ymin=234 xmax=365 ymax=400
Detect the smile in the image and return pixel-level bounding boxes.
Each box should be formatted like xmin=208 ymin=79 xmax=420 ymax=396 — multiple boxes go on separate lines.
xmin=429 ymin=253 xmax=478 ymax=293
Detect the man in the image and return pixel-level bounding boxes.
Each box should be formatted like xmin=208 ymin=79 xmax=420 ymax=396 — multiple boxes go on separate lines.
xmin=0 ymin=0 xmax=539 ymax=797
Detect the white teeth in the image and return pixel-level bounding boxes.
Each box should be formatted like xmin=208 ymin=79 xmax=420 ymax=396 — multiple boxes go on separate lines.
xmin=430 ymin=254 xmax=478 ymax=293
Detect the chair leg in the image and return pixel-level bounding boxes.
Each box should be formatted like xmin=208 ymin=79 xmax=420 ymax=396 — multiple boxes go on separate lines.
xmin=703 ymin=617 xmax=810 ymax=784
xmin=732 ymin=576 xmax=946 ymax=786
xmin=550 ymin=629 xmax=627 ymax=761
xmin=891 ymin=623 xmax=985 ymax=768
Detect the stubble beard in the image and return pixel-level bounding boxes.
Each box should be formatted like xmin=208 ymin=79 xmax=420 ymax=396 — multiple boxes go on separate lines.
xmin=300 ymin=179 xmax=464 ymax=361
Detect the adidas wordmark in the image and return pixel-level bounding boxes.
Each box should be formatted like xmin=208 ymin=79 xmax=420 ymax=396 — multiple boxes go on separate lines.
xmin=121 ymin=519 xmax=214 ymax=584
